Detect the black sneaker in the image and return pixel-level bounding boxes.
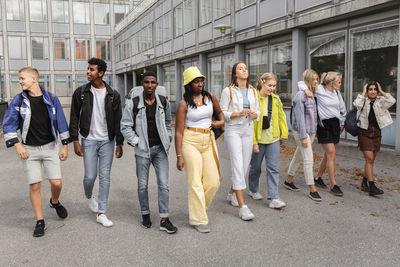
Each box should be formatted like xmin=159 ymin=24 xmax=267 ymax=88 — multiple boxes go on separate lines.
xmin=330 ymin=185 xmax=343 ymax=197
xmin=369 ymin=183 xmax=384 ymax=196
xmin=309 ymin=191 xmax=322 ymax=202
xmin=314 ymin=177 xmax=327 ymax=188
xmin=49 ymin=198 xmax=68 ymax=219
xmin=33 ymin=220 xmax=46 ymax=237
xmin=141 ymin=214 xmax=152 ymax=228
xmin=284 ymin=181 xmax=300 ymax=192
xmin=160 ymin=218 xmax=177 ymax=234
xmin=361 ymin=177 xmax=369 ymax=192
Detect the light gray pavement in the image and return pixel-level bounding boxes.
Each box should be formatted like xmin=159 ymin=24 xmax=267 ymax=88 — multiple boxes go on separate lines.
xmin=1 ymin=125 xmax=400 ymax=266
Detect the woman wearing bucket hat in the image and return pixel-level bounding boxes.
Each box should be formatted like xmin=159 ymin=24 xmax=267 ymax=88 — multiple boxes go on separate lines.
xmin=220 ymin=62 xmax=260 ymax=221
xmin=175 ymin=66 xmax=224 ymax=233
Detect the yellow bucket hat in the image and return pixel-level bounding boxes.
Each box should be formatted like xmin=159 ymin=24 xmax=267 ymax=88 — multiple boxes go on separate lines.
xmin=183 ymin=66 xmax=206 ymax=86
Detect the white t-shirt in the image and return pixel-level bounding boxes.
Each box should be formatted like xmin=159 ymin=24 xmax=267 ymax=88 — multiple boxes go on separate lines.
xmin=185 ymin=98 xmax=213 ymax=129
xmin=86 ymin=86 xmax=109 ymax=141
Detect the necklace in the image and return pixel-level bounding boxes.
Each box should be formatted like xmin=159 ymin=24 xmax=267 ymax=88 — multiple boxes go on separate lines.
xmin=193 ymin=95 xmax=203 ymax=106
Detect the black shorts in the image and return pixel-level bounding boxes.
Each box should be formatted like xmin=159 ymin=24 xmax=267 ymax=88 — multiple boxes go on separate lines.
xmin=317 ymin=118 xmax=340 ymax=144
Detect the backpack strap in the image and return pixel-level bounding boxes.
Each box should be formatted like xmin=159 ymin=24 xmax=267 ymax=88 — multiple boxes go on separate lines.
xmin=158 ymin=94 xmax=167 ymax=110
xmin=132 ymin=96 xmax=140 ymax=129
xmin=267 ymin=95 xmax=272 ymax=124
xmin=229 ymin=86 xmax=232 ymax=100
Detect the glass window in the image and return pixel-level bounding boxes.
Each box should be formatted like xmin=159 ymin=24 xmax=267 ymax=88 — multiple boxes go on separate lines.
xmin=184 ymin=0 xmax=195 ymax=33
xmin=76 ymin=76 xmax=88 ymax=88
xmin=38 ymin=75 xmax=50 ymax=91
xmin=1 ymin=76 xmax=5 ymax=102
xmin=163 ymin=13 xmax=171 ymax=42
xmin=0 ymin=38 xmax=3 ymax=58
xmin=154 ymin=17 xmax=163 ymax=46
xmin=32 ymin=37 xmax=49 ymax=59
xmin=75 ymin=39 xmax=91 ymax=60
xmin=351 ymin=21 xmax=398 ymax=113
xmin=73 ymin=2 xmax=90 ymax=24
xmin=214 ymin=0 xmax=230 ymax=19
xmin=114 ymin=4 xmax=129 ymax=25
xmin=55 ymin=75 xmax=72 ymax=96
xmin=208 ymin=53 xmax=235 ymax=98
xmin=52 ymin=0 xmax=69 ymax=23
xmin=11 ymin=75 xmax=21 ymax=97
xmin=199 ymin=0 xmax=211 ymax=26
xmin=270 ymin=42 xmax=292 ymax=106
xmin=103 ymin=74 xmax=112 ymax=86
xmin=174 ymin=4 xmax=183 ymax=37
xmin=29 ymin=0 xmax=47 ymax=22
xmin=163 ymin=65 xmax=176 ymax=102
xmin=246 ymin=46 xmax=268 ymax=85
xmin=96 ymin=40 xmax=111 ymax=61
xmin=6 ymin=0 xmax=25 ymax=21
xmin=8 ymin=36 xmax=27 ymax=59
xmin=181 ymin=58 xmax=200 ymax=96
xmin=54 ymin=38 xmax=70 ymax=60
xmin=94 ymin=3 xmax=110 ymax=25
xmin=236 ymin=0 xmax=256 ymax=10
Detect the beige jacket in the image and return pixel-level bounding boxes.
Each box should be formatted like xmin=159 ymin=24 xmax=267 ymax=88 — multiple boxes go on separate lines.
xmin=353 ymin=94 xmax=396 ymax=130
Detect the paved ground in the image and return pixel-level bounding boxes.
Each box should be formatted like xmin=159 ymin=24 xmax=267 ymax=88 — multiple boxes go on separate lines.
xmin=1 ymin=125 xmax=400 ymax=266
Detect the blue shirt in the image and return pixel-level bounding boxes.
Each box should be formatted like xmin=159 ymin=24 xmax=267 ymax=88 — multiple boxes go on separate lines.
xmin=241 ymin=88 xmax=250 ymax=109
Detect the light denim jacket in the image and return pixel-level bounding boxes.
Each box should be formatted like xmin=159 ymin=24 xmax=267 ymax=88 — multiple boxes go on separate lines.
xmin=120 ymin=93 xmax=172 ymax=158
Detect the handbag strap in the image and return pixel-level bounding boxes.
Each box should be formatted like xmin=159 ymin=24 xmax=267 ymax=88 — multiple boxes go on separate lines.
xmin=356 ymin=98 xmax=367 ymax=121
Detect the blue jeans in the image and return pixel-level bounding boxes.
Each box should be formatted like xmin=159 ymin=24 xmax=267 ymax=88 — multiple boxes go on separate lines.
xmin=135 ymin=144 xmax=169 ymax=218
xmin=248 ymin=141 xmax=280 ymax=199
xmin=82 ymin=138 xmax=115 ymax=213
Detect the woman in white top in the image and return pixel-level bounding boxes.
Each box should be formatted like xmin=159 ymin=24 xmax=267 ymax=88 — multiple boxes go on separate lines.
xmin=305 ymin=71 xmax=346 ymax=196
xmin=220 ymin=62 xmax=260 ymax=221
xmin=175 ymin=67 xmax=224 ymax=233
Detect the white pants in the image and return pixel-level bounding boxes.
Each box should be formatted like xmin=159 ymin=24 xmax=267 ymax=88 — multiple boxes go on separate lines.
xmin=224 ymin=118 xmax=254 ymax=190
xmin=287 ymin=131 xmax=315 ymax=185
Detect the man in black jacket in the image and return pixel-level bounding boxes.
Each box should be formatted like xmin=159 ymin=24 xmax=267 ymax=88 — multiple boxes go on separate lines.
xmin=69 ymin=58 xmax=123 ymax=227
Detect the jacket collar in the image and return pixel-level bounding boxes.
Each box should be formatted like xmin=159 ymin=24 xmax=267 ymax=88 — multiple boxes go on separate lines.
xmin=137 ymin=93 xmax=162 ymax=109
xmin=21 ymin=85 xmax=49 ymax=100
xmin=84 ymin=81 xmax=113 ymax=95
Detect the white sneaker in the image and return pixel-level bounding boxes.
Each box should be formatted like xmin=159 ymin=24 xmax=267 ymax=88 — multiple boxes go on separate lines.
xmin=248 ymin=191 xmax=263 ymax=200
xmin=87 ymin=196 xmax=99 ymax=213
xmin=96 ymin=214 xmax=113 ymax=227
xmin=269 ymin=198 xmax=287 ymax=209
xmin=227 ymin=193 xmax=239 ymax=207
xmin=239 ymin=205 xmax=255 ymax=221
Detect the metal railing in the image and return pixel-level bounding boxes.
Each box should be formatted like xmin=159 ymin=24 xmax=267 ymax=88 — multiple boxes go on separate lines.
xmin=115 ymin=0 xmax=158 ymax=34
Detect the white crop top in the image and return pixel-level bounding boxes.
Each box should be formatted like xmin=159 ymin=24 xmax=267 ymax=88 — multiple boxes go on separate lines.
xmin=185 ymin=97 xmax=213 ymax=129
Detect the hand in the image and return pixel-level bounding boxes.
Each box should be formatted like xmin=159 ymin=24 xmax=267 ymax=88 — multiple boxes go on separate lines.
xmin=15 ymin=143 xmax=29 ymax=159
xmin=340 ymin=125 xmax=345 ymax=134
xmin=177 ymin=156 xmax=184 ymax=171
xmin=280 ymin=138 xmax=287 ymax=145
xmin=248 ymin=111 xmax=257 ymax=120
xmin=73 ymin=141 xmax=84 ymax=157
xmin=362 ymin=83 xmax=368 ymax=96
xmin=241 ymin=109 xmax=251 ymax=117
xmin=115 ymin=145 xmax=123 ymax=158
xmin=305 ymin=89 xmax=313 ymax=98
xmin=211 ymin=120 xmax=224 ymax=129
xmin=376 ymin=82 xmax=386 ymax=96
xmin=253 ymin=144 xmax=259 ymax=153
xmin=300 ymin=138 xmax=308 ymax=148
xmin=59 ymin=145 xmax=68 ymax=161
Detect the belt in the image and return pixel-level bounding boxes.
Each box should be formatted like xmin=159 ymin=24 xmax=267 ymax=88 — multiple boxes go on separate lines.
xmin=186 ymin=127 xmax=211 ymax=133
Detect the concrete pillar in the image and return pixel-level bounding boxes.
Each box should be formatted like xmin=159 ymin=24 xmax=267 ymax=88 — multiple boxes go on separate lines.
xmin=123 ymin=72 xmax=128 ymax=98
xmin=132 ymin=70 xmax=137 ymax=87
xmin=174 ymin=60 xmax=182 ymax=107
xmin=291 ymin=29 xmax=306 ymax=98
xmin=235 ymin=44 xmax=245 ymax=63
xmin=199 ymin=53 xmax=207 ymax=77
xmin=157 ymin=64 xmax=163 ymax=84
xmin=395 ymin=23 xmax=400 ymax=151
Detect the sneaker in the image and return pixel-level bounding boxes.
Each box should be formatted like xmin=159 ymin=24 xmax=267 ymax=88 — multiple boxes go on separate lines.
xmin=96 ymin=214 xmax=113 ymax=227
xmin=87 ymin=196 xmax=99 ymax=213
xmin=227 ymin=193 xmax=239 ymax=207
xmin=361 ymin=177 xmax=369 ymax=192
xmin=330 ymin=185 xmax=343 ymax=197
xmin=269 ymin=198 xmax=287 ymax=209
xmin=193 ymin=224 xmax=211 ymax=233
xmin=314 ymin=177 xmax=327 ymax=188
xmin=284 ymin=181 xmax=300 ymax=192
xmin=239 ymin=205 xmax=255 ymax=221
xmin=368 ymin=183 xmax=384 ymax=196
xmin=49 ymin=198 xmax=68 ymax=219
xmin=160 ymin=218 xmax=177 ymax=234
xmin=32 ymin=220 xmax=46 ymax=237
xmin=141 ymin=214 xmax=152 ymax=228
xmin=248 ymin=191 xmax=263 ymax=200
xmin=309 ymin=191 xmax=322 ymax=202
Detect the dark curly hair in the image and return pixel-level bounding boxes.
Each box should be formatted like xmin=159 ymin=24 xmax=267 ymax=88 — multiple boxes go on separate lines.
xmin=88 ymin=57 xmax=107 ymax=77
xmin=183 ymin=82 xmax=213 ymax=109
xmin=367 ymin=81 xmax=378 ymax=91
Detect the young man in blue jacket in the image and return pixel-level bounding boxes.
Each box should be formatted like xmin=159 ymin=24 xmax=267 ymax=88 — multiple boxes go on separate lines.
xmin=3 ymin=67 xmax=70 ymax=237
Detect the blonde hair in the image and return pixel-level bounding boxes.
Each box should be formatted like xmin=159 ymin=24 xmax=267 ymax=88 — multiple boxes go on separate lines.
xmin=19 ymin=67 xmax=39 ymax=78
xmin=321 ymin=71 xmax=342 ymax=87
xmin=256 ymin=72 xmax=277 ymax=91
xmin=302 ymin=69 xmax=318 ymax=93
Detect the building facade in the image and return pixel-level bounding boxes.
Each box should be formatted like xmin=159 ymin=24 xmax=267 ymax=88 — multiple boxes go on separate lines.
xmin=114 ymin=0 xmax=400 ymax=150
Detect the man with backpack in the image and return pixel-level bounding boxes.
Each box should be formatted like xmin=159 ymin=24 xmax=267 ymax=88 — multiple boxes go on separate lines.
xmin=3 ymin=67 xmax=70 ymax=237
xmin=69 ymin=58 xmax=123 ymax=227
xmin=120 ymin=72 xmax=177 ymax=234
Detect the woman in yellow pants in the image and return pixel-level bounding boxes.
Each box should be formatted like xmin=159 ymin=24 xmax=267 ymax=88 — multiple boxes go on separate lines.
xmin=175 ymin=67 xmax=224 ymax=233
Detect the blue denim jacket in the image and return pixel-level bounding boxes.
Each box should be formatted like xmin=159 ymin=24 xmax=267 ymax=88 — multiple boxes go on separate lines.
xmin=120 ymin=93 xmax=172 ymax=158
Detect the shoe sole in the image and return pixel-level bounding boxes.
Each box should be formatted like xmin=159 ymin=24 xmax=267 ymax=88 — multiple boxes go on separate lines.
xmin=49 ymin=203 xmax=68 ymax=219
xmin=141 ymin=224 xmax=152 ymax=229
xmin=193 ymin=226 xmax=211 ymax=233
xmin=309 ymin=195 xmax=322 ymax=202
xmin=96 ymin=220 xmax=113 ymax=227
xmin=160 ymin=226 xmax=177 ymax=234
xmin=248 ymin=194 xmax=263 ymax=200
xmin=361 ymin=187 xmax=369 ymax=192
xmin=330 ymin=191 xmax=343 ymax=197
xmin=283 ymin=184 xmax=300 ymax=192
xmin=369 ymin=192 xmax=384 ymax=196
xmin=269 ymin=205 xmax=286 ymax=209
xmin=240 ymin=215 xmax=255 ymax=221
xmin=33 ymin=226 xmax=47 ymax=237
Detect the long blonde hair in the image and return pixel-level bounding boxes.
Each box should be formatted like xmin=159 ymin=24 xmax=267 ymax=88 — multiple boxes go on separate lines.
xmin=321 ymin=71 xmax=342 ymax=87
xmin=256 ymin=72 xmax=277 ymax=91
xmin=302 ymin=69 xmax=318 ymax=93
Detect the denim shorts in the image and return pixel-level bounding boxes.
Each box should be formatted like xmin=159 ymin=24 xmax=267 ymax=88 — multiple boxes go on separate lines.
xmin=317 ymin=118 xmax=340 ymax=144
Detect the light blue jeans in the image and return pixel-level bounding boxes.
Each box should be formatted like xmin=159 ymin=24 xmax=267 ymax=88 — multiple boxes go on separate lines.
xmin=82 ymin=138 xmax=115 ymax=213
xmin=248 ymin=140 xmax=280 ymax=199
xmin=135 ymin=144 xmax=169 ymax=218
